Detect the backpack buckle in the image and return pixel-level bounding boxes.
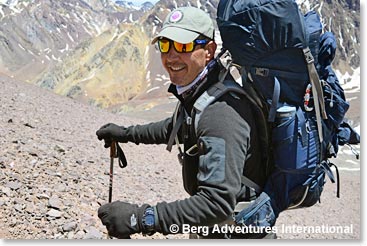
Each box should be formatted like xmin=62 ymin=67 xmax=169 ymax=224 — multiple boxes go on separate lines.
xmin=254 ymin=67 xmax=269 ymax=77
xmin=303 ymin=48 xmax=315 ymax=64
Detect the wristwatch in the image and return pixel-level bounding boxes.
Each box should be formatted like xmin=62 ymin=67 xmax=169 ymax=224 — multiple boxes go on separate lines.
xmin=142 ymin=206 xmax=155 ymax=236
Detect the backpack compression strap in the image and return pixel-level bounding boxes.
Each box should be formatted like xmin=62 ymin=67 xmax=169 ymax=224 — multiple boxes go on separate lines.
xmin=303 ymin=47 xmax=328 ymax=143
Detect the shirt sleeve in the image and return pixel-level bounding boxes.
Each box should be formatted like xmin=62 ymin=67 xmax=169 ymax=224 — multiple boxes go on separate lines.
xmin=124 ymin=117 xmax=173 ymax=145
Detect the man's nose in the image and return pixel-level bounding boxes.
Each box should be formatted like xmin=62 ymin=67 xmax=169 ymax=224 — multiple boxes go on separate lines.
xmin=166 ymin=46 xmax=180 ymax=60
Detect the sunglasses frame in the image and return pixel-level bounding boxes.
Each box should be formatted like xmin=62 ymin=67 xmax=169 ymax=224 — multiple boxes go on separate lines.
xmin=157 ymin=38 xmax=209 ymax=53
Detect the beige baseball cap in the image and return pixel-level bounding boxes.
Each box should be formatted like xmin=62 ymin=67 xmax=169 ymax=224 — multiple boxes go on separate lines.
xmin=151 ymin=7 xmax=214 ymax=44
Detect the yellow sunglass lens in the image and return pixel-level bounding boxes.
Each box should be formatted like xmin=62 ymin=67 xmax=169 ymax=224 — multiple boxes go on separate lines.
xmin=174 ymin=42 xmax=194 ymax=52
xmin=158 ymin=39 xmax=196 ymax=53
xmin=159 ymin=40 xmax=170 ymax=53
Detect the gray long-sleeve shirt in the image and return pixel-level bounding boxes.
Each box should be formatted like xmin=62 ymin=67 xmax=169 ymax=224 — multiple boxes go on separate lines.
xmin=123 ymin=71 xmax=267 ymax=236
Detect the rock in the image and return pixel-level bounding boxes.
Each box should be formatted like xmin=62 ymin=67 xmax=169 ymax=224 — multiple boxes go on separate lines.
xmin=54 ymin=145 xmax=65 ymax=153
xmin=24 ymin=123 xmax=35 ymax=128
xmin=2 ymin=187 xmax=11 ymax=197
xmin=74 ymin=230 xmax=85 ymax=239
xmin=6 ymin=181 xmax=22 ymax=191
xmin=66 ymin=231 xmax=75 ymax=239
xmin=84 ymin=226 xmax=103 ymax=239
xmin=46 ymin=209 xmax=63 ymax=219
xmin=48 ymin=195 xmax=63 ymax=210
xmin=30 ymin=159 xmax=38 ymax=166
xmin=9 ymin=217 xmax=18 ymax=227
xmin=14 ymin=204 xmax=23 ymax=212
xmin=25 ymin=203 xmax=37 ymax=215
xmin=63 ymin=222 xmax=77 ymax=232
xmin=36 ymin=193 xmax=50 ymax=200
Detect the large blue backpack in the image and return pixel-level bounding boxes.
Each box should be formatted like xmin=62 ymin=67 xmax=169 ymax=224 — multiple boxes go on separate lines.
xmin=189 ymin=0 xmax=360 ymax=228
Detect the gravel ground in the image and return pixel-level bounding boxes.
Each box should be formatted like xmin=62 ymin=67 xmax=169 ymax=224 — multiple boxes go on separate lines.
xmin=0 ymin=75 xmax=360 ymax=240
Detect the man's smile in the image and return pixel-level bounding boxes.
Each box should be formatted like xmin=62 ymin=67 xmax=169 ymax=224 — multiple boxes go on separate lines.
xmin=168 ymin=64 xmax=186 ymax=72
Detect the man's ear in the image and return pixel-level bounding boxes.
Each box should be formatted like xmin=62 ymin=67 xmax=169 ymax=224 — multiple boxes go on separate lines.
xmin=206 ymin=41 xmax=217 ymax=60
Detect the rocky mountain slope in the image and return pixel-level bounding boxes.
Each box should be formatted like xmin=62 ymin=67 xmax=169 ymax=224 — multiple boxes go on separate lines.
xmin=0 ymin=0 xmax=361 ymax=240
xmin=0 ymin=74 xmax=189 ymax=239
xmin=0 ymin=0 xmax=155 ymax=110
xmin=0 ymin=72 xmax=360 ymax=239
xmin=0 ymin=0 xmax=360 ymax=117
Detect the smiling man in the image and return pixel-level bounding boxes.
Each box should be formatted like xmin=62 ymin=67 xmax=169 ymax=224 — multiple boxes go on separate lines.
xmin=152 ymin=7 xmax=216 ymax=88
xmin=96 ymin=6 xmax=271 ymax=239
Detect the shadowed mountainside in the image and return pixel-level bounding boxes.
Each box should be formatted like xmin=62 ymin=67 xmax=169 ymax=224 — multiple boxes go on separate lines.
xmin=0 ymin=0 xmax=360 ymax=117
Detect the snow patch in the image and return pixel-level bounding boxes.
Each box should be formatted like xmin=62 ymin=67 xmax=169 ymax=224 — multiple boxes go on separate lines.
xmin=59 ymin=43 xmax=69 ymax=53
xmin=79 ymin=72 xmax=96 ymax=82
xmin=116 ymin=30 xmax=127 ymax=40
xmin=18 ymin=43 xmax=26 ymax=51
xmin=336 ymin=67 xmax=360 ymax=94
xmin=146 ymin=86 xmax=160 ymax=93
xmin=129 ymin=13 xmax=134 ymax=22
xmin=67 ymin=32 xmax=75 ymax=42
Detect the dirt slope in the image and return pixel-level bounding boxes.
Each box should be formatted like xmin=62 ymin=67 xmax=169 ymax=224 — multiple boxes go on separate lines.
xmin=0 ymin=75 xmax=360 ymax=239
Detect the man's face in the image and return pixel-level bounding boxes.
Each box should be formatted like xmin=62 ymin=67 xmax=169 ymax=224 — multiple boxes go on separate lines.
xmin=160 ymin=40 xmax=215 ymax=87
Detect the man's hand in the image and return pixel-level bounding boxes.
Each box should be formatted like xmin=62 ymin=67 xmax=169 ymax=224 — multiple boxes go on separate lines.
xmin=98 ymin=201 xmax=150 ymax=239
xmin=96 ymin=123 xmax=129 ymax=147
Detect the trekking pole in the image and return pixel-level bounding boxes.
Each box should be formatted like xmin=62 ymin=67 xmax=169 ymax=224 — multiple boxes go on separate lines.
xmin=109 ymin=141 xmax=117 ymax=203
xmin=106 ymin=141 xmax=117 ymax=239
xmin=107 ymin=141 xmax=128 ymax=239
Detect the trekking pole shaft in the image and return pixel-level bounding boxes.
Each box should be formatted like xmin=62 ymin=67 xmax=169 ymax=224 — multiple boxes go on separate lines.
xmin=107 ymin=142 xmax=117 ymax=239
xmin=109 ymin=142 xmax=117 ymax=203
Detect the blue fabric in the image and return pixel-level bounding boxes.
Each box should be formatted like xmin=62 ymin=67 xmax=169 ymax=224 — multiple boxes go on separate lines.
xmin=216 ymin=0 xmax=358 ymax=222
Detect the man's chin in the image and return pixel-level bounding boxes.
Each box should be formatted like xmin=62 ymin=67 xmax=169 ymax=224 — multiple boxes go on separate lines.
xmin=169 ymin=78 xmax=186 ymax=87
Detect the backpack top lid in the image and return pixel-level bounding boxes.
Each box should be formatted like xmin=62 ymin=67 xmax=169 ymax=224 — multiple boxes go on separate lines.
xmin=217 ymin=0 xmax=308 ymax=67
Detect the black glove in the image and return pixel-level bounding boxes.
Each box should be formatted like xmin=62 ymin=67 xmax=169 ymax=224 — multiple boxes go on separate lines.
xmin=96 ymin=123 xmax=129 ymax=147
xmin=98 ymin=201 xmax=150 ymax=238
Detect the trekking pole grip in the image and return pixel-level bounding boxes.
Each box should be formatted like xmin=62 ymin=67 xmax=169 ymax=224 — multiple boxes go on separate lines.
xmin=110 ymin=141 xmax=117 ymax=158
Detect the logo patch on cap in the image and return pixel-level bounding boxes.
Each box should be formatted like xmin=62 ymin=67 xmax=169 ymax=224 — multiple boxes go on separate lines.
xmin=169 ymin=10 xmax=183 ymax=23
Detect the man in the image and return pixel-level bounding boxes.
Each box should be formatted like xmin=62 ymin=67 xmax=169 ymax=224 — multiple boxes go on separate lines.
xmin=96 ymin=6 xmax=270 ymax=239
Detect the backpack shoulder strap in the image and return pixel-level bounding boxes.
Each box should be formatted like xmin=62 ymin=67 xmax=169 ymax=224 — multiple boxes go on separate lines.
xmin=192 ymin=66 xmax=271 ymax=194
xmin=192 ymin=78 xmax=249 ymax=136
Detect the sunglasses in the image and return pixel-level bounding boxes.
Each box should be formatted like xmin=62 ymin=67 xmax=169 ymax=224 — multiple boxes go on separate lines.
xmin=157 ymin=38 xmax=208 ymax=53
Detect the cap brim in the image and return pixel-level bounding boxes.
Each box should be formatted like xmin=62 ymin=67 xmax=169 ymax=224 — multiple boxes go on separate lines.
xmin=151 ymin=26 xmax=200 ymax=44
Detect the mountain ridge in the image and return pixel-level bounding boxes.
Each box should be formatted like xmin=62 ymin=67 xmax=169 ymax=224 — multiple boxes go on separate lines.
xmin=0 ymin=0 xmax=360 ymax=116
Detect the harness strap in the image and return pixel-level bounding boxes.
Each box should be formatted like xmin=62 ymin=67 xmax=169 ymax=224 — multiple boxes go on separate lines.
xmin=166 ymin=103 xmax=184 ymax=152
xmin=193 ymin=71 xmax=265 ymax=193
xmin=169 ymin=60 xmax=266 ymax=194
xmin=250 ymin=67 xmax=309 ymax=81
xmin=229 ymin=66 xmax=264 ymax=109
xmin=241 ymin=176 xmax=262 ymax=194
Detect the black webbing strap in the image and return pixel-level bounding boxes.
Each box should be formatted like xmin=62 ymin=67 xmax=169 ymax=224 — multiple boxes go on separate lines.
xmin=116 ymin=143 xmax=127 ymax=168
xmin=241 ymin=176 xmax=262 ymax=194
xmin=250 ymin=67 xmax=309 ymax=81
xmin=321 ymin=161 xmax=340 ymax=198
